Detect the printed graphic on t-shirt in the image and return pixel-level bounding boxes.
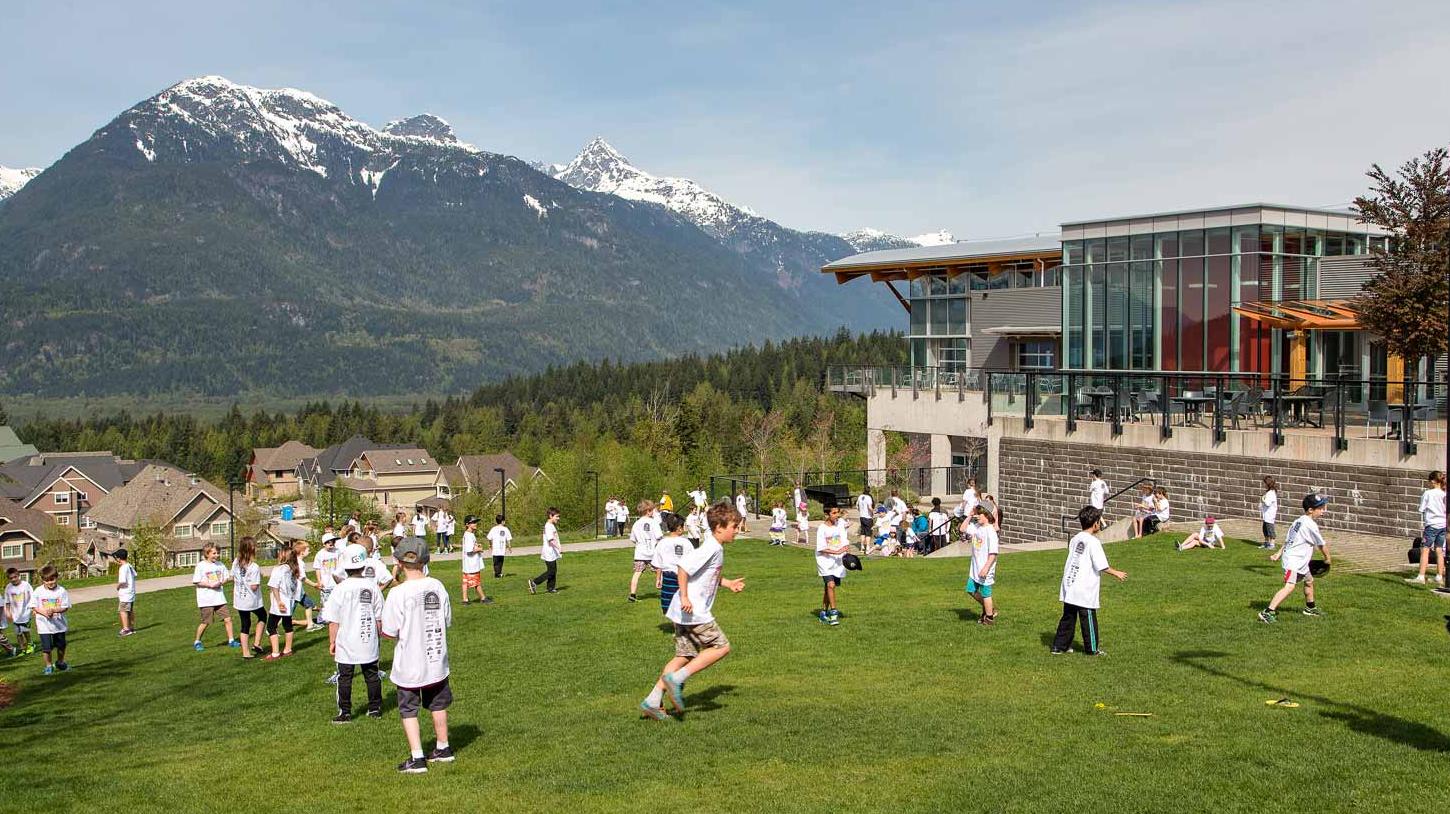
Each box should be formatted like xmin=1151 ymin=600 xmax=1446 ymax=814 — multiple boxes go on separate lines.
xmin=423 ymin=590 xmax=445 ymax=666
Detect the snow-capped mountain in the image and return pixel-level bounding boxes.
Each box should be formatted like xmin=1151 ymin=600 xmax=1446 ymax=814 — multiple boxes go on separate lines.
xmin=0 ymin=166 xmax=40 ymax=202
xmin=382 ymin=113 xmax=458 ymax=143
xmin=840 ymin=227 xmax=957 ymax=252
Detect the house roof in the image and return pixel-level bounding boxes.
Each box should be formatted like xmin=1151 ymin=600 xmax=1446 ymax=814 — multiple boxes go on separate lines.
xmin=0 ymin=452 xmax=146 ymax=504
xmin=0 ymin=498 xmax=55 ymax=542
xmin=84 ymin=464 xmax=234 ymax=531
xmin=438 ymin=463 xmax=466 ymax=488
xmin=0 ymin=427 xmax=39 ymax=465
xmin=300 ymin=436 xmax=414 ymax=487
xmin=251 ymin=440 xmax=319 ymax=474
xmin=358 ymin=448 xmax=439 ymax=475
xmin=456 ymin=452 xmax=537 ymax=490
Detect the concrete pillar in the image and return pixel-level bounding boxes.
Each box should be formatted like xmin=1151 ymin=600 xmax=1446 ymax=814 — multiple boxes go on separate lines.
xmin=929 ymin=434 xmax=951 ymax=498
xmin=867 ymin=428 xmax=887 ymax=487
xmin=986 ymin=432 xmax=1001 ymax=496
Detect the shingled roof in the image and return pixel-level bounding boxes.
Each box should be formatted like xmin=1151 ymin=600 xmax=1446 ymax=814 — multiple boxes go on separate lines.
xmin=0 ymin=498 xmax=55 ymax=541
xmin=85 ymin=464 xmax=233 ymax=531
xmin=251 ymin=440 xmax=319 ymax=474
xmin=0 ymin=451 xmax=146 ymax=504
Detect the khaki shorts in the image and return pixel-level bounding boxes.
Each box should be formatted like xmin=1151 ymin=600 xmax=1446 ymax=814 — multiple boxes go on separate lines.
xmin=118 ymin=601 xmax=134 ymax=612
xmin=198 ymin=605 xmax=227 ymax=624
xmin=673 ymin=620 xmax=730 ymax=658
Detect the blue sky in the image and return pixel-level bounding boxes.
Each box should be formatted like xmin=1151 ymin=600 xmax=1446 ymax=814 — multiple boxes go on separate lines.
xmin=3 ymin=0 xmax=1448 ymax=238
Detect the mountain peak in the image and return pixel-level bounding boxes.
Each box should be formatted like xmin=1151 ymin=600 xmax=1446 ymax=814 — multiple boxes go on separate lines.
xmin=383 ymin=113 xmax=456 ymax=143
xmin=0 ymin=166 xmax=41 ymax=202
xmin=579 ymin=137 xmax=628 ymax=165
xmin=840 ymin=227 xmax=957 ymax=252
xmin=909 ymin=230 xmax=956 ymax=246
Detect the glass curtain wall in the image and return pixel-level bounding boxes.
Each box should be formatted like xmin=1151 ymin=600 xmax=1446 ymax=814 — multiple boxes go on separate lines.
xmin=908 ymin=273 xmax=970 ymax=370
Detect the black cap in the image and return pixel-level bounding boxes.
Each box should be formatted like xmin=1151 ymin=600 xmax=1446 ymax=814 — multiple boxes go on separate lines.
xmin=1302 ymin=493 xmax=1329 ymax=511
xmin=464 ymin=515 xmax=480 ymax=525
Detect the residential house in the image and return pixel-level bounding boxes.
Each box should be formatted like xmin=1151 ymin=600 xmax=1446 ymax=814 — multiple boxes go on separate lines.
xmin=0 ymin=499 xmax=55 ymax=580
xmin=297 ymin=436 xmax=411 ymax=496
xmin=0 ymin=451 xmax=146 ymax=531
xmin=335 ymin=448 xmax=441 ymax=515
xmin=246 ymin=440 xmax=319 ymax=501
xmin=434 ymin=452 xmax=545 ymax=506
xmin=82 ymin=464 xmax=253 ymax=569
xmin=0 ymin=426 xmax=38 ymax=464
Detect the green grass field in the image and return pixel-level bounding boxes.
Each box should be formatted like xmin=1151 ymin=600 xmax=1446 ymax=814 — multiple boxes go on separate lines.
xmin=1 ymin=532 xmax=1447 ymax=813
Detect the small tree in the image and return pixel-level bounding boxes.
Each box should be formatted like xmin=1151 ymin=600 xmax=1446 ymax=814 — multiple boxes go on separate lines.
xmin=1352 ymin=147 xmax=1450 ymax=377
xmin=129 ymin=523 xmax=166 ymax=572
xmin=38 ymin=525 xmax=81 ymax=577
xmin=742 ymin=409 xmax=785 ymax=489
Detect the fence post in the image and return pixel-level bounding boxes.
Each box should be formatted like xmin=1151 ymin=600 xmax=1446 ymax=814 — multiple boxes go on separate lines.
xmin=1403 ymin=372 xmax=1417 ymax=456
xmin=1160 ymin=374 xmax=1173 ymax=439
xmin=1025 ymin=371 xmax=1037 ymax=430
xmin=958 ymin=370 xmax=965 ymax=402
xmin=1334 ymin=380 xmax=1348 ymax=452
xmin=1066 ymin=373 xmax=1077 ymax=432
xmin=1271 ymin=374 xmax=1284 ymax=447
xmin=1213 ymin=375 xmax=1225 ymax=443
xmin=1111 ymin=374 xmax=1123 ymax=436
xmin=985 ymin=373 xmax=994 ymax=427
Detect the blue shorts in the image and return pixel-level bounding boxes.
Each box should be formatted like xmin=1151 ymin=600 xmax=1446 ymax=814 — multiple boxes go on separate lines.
xmin=1425 ymin=526 xmax=1447 ymax=550
xmin=965 ymin=579 xmax=993 ymax=598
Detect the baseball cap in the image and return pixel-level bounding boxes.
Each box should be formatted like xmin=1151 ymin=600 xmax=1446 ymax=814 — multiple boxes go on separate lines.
xmin=842 ymin=552 xmax=863 ymax=571
xmin=341 ymin=543 xmax=368 ymax=568
xmin=393 ymin=536 xmax=430 ymax=566
xmin=1302 ymin=493 xmax=1329 ymax=511
xmin=464 ymin=514 xmax=480 ymax=525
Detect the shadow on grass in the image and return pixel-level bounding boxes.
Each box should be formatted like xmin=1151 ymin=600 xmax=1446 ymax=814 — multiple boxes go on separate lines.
xmin=681 ymin=684 xmax=736 ymax=718
xmin=450 ymin=723 xmax=483 ymax=753
xmin=952 ymin=608 xmax=981 ymax=623
xmin=1240 ymin=564 xmax=1278 ymax=576
xmin=1173 ymin=650 xmax=1450 ymax=753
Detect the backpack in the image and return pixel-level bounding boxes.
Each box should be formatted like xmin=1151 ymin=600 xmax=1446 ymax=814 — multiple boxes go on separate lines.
xmin=1409 ymin=536 xmax=1424 ymax=565
xmin=912 ymin=514 xmax=929 ymax=535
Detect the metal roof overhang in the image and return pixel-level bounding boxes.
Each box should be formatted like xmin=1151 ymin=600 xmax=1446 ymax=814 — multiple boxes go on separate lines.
xmin=979 ymin=325 xmax=1063 ymax=337
xmin=832 ymin=250 xmax=1061 ymax=284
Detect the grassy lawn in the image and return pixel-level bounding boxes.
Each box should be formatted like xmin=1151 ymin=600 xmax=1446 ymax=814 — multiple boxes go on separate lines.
xmin=1 ymin=532 xmax=1447 ymax=812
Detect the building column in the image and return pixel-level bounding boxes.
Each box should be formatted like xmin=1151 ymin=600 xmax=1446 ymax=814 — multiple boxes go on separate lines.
xmin=1387 ymin=354 xmax=1405 ymax=403
xmin=1289 ymin=331 xmax=1308 ymax=387
xmin=929 ymin=434 xmax=951 ymax=498
xmin=986 ymin=432 xmax=1001 ymax=497
xmin=867 ymin=429 xmax=886 ymax=487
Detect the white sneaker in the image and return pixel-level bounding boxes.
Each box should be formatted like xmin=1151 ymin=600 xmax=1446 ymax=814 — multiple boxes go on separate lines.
xmin=1406 ymin=575 xmax=1427 ymax=584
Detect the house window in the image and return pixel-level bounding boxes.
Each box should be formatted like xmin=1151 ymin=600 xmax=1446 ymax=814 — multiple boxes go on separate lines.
xmin=1 ymin=543 xmax=22 ymax=559
xmin=56 ymin=515 xmax=70 ymax=526
xmin=210 ymin=521 xmax=230 ymax=536
xmin=1018 ymin=340 xmax=1057 ymax=370
xmin=53 ymin=492 xmax=71 ymax=505
xmin=176 ymin=551 xmax=200 ymax=567
xmin=81 ymin=516 xmax=96 ymax=529
xmin=77 ymin=490 xmax=89 ymax=502
xmin=174 ymin=524 xmax=194 ymax=539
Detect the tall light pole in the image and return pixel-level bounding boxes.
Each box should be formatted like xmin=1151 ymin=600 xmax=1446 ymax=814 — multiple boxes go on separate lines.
xmin=495 ymin=467 xmax=506 ymax=523
xmin=585 ymin=470 xmax=600 ymax=538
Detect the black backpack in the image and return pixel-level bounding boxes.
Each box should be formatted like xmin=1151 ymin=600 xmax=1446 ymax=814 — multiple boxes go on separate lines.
xmin=1408 ymin=536 xmax=1424 ymax=565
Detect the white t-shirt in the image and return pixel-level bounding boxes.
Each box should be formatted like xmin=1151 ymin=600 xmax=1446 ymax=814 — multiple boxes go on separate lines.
xmin=685 ymin=513 xmax=703 ymax=539
xmin=793 ymin=488 xmax=805 ymax=512
xmin=797 ymin=512 xmax=810 ymax=533
xmin=735 ymin=495 xmax=748 ymax=517
xmin=815 ymin=521 xmax=847 ymax=578
xmin=1420 ymin=487 xmax=1446 ymax=530
xmin=666 ymin=533 xmax=724 ymax=626
xmin=1197 ymin=525 xmax=1225 ymax=546
xmin=392 ymin=522 xmax=407 ymax=539
xmin=691 ymin=490 xmax=708 ymax=509
xmin=5 ymin=581 xmax=33 ymax=623
xmin=347 ymin=518 xmax=361 ymax=531
xmin=460 ymin=531 xmax=483 ymax=574
xmin=960 ymin=487 xmax=979 ymax=517
xmin=1089 ymin=479 xmax=1109 ymax=510
xmin=117 ymin=562 xmax=137 ymax=603
xmin=232 ymin=561 xmax=263 ymax=611
xmin=631 ymin=515 xmax=662 ymax=561
xmin=969 ymin=522 xmax=1000 ymax=585
xmin=1280 ymin=514 xmax=1327 ymax=573
xmin=617 ymin=505 xmax=629 ymax=525
xmin=295 ymin=559 xmax=309 ymax=600
xmin=890 ymin=496 xmax=907 ymax=515
xmin=30 ymin=585 xmax=70 ymax=634
xmin=267 ymin=565 xmax=296 ymax=615
xmin=337 ymin=557 xmax=395 ymax=589
xmin=1155 ymin=498 xmax=1171 ymax=522
xmin=856 ymin=493 xmax=874 ymax=519
xmin=381 ymin=576 xmax=452 ymax=688
xmin=770 ymin=508 xmax=788 ymax=531
xmin=541 ymin=521 xmax=562 ymax=561
xmin=928 ymin=510 xmax=950 ymax=537
xmin=192 ymin=560 xmax=228 ymax=607
xmin=1060 ymin=531 xmax=1110 ymax=609
xmin=604 ymin=500 xmax=617 ymax=521
xmin=487 ymin=524 xmax=512 ymax=556
xmin=878 ymin=509 xmax=900 ymax=535
xmin=412 ymin=516 xmax=428 ymax=537
xmin=1261 ymin=490 xmax=1279 ymax=524
xmin=314 ymin=546 xmax=342 ymax=590
xmin=322 ymin=577 xmax=384 ymax=665
xmin=651 ymin=535 xmax=691 ymax=574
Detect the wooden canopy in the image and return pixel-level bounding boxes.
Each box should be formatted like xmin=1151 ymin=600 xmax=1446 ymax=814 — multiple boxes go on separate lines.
xmin=1232 ymin=299 xmax=1361 ymax=330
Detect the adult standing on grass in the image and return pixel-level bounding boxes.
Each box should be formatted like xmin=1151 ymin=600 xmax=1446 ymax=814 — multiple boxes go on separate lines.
xmin=264 ymin=547 xmax=299 ymax=661
xmin=232 ymin=537 xmax=266 ymax=658
xmin=530 ymin=508 xmax=563 ymax=594
xmin=628 ymin=501 xmax=662 ymax=602
xmin=381 ymin=538 xmax=455 ymax=773
xmin=1051 ymin=506 xmax=1127 ymax=656
xmin=115 ymin=548 xmax=137 ymax=637
xmin=1258 ymin=494 xmax=1332 ymax=624
xmin=487 ymin=514 xmax=512 ymax=579
xmin=192 ymin=542 xmax=239 ymax=651
xmin=325 ymin=543 xmax=385 ymax=724
xmin=604 ymin=498 xmax=618 ymax=538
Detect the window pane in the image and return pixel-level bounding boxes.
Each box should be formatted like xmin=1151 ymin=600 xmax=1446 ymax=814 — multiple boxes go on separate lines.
xmin=1089 ymin=264 xmax=1106 ymax=367
xmin=1130 ymin=234 xmax=1153 ymax=261
xmin=928 ymin=276 xmax=947 ymax=296
xmin=1064 ymin=241 xmax=1084 ymax=264
xmin=1259 ymin=224 xmax=1282 ymax=254
xmin=1180 ymin=230 xmax=1205 ymax=257
xmin=1283 ymin=226 xmax=1305 ymax=255
xmin=1107 ymin=263 xmax=1128 ymax=369
xmin=1180 ymin=258 xmax=1205 ymax=370
xmin=1206 ymin=227 xmax=1231 ymax=256
xmin=948 ymin=298 xmax=966 ymax=334
xmin=1206 ymin=255 xmax=1231 ymax=371
xmin=910 ymin=300 xmax=928 ymax=335
xmin=1086 ymin=239 xmax=1106 ymax=264
xmin=1156 ymin=232 xmax=1179 ymax=259
xmin=1160 ymin=260 xmax=1178 ymax=370
xmin=1234 ymin=225 xmax=1258 ymax=255
xmin=1106 ymin=236 xmax=1129 ymax=262
xmin=948 ymin=274 xmax=968 ymax=294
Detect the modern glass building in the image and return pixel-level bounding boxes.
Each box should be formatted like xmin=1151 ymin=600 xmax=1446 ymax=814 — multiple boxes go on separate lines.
xmin=1058 ymin=204 xmax=1389 ymax=376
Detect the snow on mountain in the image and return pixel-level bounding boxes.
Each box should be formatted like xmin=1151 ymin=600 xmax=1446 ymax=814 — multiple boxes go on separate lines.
xmin=382 ymin=113 xmax=457 ymax=143
xmin=841 ymin=227 xmax=957 ymax=252
xmin=0 ymin=166 xmax=40 ymax=201
xmin=909 ymin=230 xmax=956 ymax=247
xmin=554 ymin=138 xmax=759 ymax=238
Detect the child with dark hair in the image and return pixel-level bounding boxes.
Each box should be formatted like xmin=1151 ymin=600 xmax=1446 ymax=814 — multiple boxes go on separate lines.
xmin=232 ymin=537 xmax=267 ymax=658
xmin=115 ymin=548 xmax=137 ymax=637
xmin=1260 ymin=476 xmax=1280 ymax=550
xmin=31 ymin=565 xmax=71 ymax=674
xmin=651 ymin=512 xmax=690 ymax=614
xmin=529 ymin=508 xmax=563 ymax=594
xmin=964 ymin=504 xmax=1000 ymax=624
xmin=1407 ymin=471 xmax=1446 ymax=586
xmin=1051 ymin=506 xmax=1127 ymax=656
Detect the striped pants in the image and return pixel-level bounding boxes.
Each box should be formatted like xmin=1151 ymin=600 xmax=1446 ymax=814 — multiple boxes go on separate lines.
xmin=1052 ymin=603 xmax=1100 ymax=654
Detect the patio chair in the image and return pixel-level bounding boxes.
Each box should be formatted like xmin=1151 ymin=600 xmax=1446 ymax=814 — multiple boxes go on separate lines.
xmin=1366 ymin=400 xmax=1390 ymax=439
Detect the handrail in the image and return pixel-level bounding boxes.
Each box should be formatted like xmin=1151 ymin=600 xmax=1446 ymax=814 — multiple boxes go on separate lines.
xmin=1058 ymin=477 xmax=1155 ymax=533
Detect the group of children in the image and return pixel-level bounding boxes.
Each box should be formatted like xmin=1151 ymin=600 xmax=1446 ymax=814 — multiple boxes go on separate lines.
xmin=1 ymin=565 xmax=69 ymax=670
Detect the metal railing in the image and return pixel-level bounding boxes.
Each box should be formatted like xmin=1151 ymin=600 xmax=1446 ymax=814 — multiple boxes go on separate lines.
xmin=826 ymin=365 xmax=983 ymax=398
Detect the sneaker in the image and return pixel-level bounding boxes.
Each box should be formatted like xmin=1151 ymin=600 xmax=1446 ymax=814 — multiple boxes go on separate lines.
xmin=527 ymin=580 xmax=537 ymax=595
xmin=121 ymin=629 xmax=134 ymax=637
xmin=325 ymin=673 xmax=339 ymax=685
xmin=427 ymin=746 xmax=455 ymax=763
xmin=482 ymin=597 xmax=494 ymax=605
xmin=306 ymin=624 xmax=325 ymax=633
xmin=1084 ymin=650 xmax=1106 ymax=657
xmin=628 ymin=594 xmax=637 ymax=603
xmin=1302 ymin=606 xmax=1325 ymax=617
xmin=818 ymin=610 xmax=829 ymax=624
xmin=193 ymin=641 xmax=204 ymax=652
xmin=366 ymin=709 xmax=382 ymax=719
xmin=1258 ymin=609 xmax=1277 ymax=624
xmin=43 ymin=665 xmax=53 ymax=675
xmin=24 ymin=643 xmax=35 ymax=655
xmin=227 ymin=639 xmax=242 ymax=648
xmin=1050 ymin=648 xmax=1073 ymax=655
xmin=828 ymin=612 xmax=840 ymax=626
xmin=662 ymin=671 xmax=687 ymax=711
xmin=331 ymin=713 xmax=352 ymax=725
xmin=1260 ymin=542 xmax=1276 ymax=550
xmin=639 ymin=700 xmax=670 ymax=721
xmin=547 ymin=589 xmax=558 ymax=594
xmin=56 ymin=661 xmax=68 ymax=671
xmin=1406 ymin=575 xmax=1428 ymax=584
xmin=397 ymin=757 xmax=429 ymax=774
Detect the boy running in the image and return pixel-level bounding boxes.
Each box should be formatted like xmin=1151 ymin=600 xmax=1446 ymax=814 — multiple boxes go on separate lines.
xmin=1052 ymin=506 xmax=1128 ymax=655
xmin=30 ymin=565 xmax=71 ymax=674
xmin=6 ymin=568 xmax=34 ymax=654
xmin=324 ymin=543 xmax=386 ymax=723
xmin=815 ymin=505 xmax=850 ymax=626
xmin=116 ymin=548 xmax=137 ymax=636
xmin=1258 ymin=494 xmax=1333 ymax=623
xmin=192 ymin=543 xmax=238 ymax=651
xmin=486 ymin=515 xmax=512 ymax=579
xmin=459 ymin=515 xmax=492 ymax=605
xmin=639 ymin=501 xmax=745 ymax=720
xmin=964 ymin=505 xmax=1000 ymax=624
xmin=381 ymin=538 xmax=454 ymax=773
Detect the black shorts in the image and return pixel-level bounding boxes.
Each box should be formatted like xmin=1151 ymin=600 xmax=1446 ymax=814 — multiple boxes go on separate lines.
xmin=397 ymin=678 xmax=453 ymax=719
xmin=1262 ymin=521 xmax=1276 ymax=540
xmin=859 ymin=519 xmax=873 ymax=536
xmin=821 ymin=575 xmax=842 ymax=587
xmin=39 ymin=631 xmax=67 ymax=652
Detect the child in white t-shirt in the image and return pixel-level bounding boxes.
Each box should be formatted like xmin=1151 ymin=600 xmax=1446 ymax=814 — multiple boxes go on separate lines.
xmin=30 ymin=565 xmax=71 ymax=674
xmin=324 ymin=543 xmax=386 ymax=723
xmin=191 ymin=543 xmax=238 ymax=651
xmin=5 ymin=568 xmax=34 ymax=655
xmin=529 ymin=508 xmax=563 ymax=594
xmin=639 ymin=503 xmax=745 ymax=720
xmin=486 ymin=516 xmax=512 ymax=579
xmin=459 ymin=515 xmax=492 ymax=605
xmin=1179 ymin=517 xmax=1226 ymax=551
xmin=1260 ymin=476 xmax=1280 ymax=550
xmin=684 ymin=508 xmax=704 ymax=546
xmin=769 ymin=502 xmax=788 ymax=546
xmin=1051 ymin=506 xmax=1127 ymax=655
xmin=815 ymin=506 xmax=851 ymax=626
xmin=1259 ymin=494 xmax=1332 ymax=623
xmin=264 ymin=547 xmax=299 ymax=660
xmin=650 ymin=512 xmax=690 ymax=614
xmin=1132 ymin=483 xmax=1155 ymax=538
xmin=735 ymin=493 xmax=750 ymax=533
xmin=1088 ymin=469 xmax=1109 ymax=512
xmin=1407 ymin=470 xmax=1447 ymax=587
xmin=232 ymin=537 xmax=266 ymax=658
xmin=381 ymin=538 xmax=454 ymax=773
xmin=628 ymin=501 xmax=662 ymax=602
xmin=115 ymin=548 xmax=137 ymax=637
xmin=964 ymin=505 xmax=1000 ymax=624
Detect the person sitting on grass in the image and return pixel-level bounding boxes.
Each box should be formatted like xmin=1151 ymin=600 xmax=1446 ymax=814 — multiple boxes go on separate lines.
xmin=1258 ymin=494 xmax=1332 ymax=624
xmin=815 ymin=505 xmax=851 ymax=626
xmin=1178 ymin=517 xmax=1226 ymax=551
xmin=964 ymin=505 xmax=1000 ymax=625
xmin=1051 ymin=506 xmax=1127 ymax=656
xmin=639 ymin=501 xmax=746 ymax=720
xmin=381 ymin=538 xmax=455 ymax=773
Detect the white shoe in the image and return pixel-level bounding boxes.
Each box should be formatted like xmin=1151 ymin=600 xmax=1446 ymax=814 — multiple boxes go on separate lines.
xmin=1406 ymin=575 xmax=1427 ymax=584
